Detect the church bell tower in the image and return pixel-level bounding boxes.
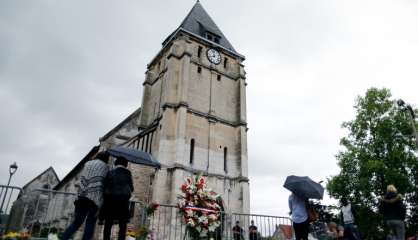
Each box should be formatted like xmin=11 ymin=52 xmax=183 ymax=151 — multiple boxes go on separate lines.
xmin=138 ymin=1 xmax=249 ymax=213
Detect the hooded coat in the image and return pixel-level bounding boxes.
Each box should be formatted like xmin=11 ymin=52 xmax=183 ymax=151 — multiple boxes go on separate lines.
xmin=379 ymin=192 xmax=406 ymax=221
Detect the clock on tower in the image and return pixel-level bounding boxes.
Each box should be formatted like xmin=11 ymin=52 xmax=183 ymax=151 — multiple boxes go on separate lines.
xmin=137 ymin=1 xmax=249 ymax=215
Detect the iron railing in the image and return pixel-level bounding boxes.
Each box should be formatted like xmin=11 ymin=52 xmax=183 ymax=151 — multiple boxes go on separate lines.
xmin=0 ymin=185 xmax=22 ymax=235
xmin=4 ymin=188 xmax=293 ymax=240
xmin=143 ymin=204 xmax=293 ymax=240
xmin=0 ymin=185 xmax=22 ymax=215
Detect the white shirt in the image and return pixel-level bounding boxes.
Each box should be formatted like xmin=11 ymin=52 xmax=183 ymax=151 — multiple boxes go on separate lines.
xmin=341 ymin=203 xmax=354 ymax=224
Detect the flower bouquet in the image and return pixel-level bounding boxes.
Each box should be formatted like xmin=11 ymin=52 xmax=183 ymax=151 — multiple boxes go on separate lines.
xmin=2 ymin=232 xmax=30 ymax=240
xmin=178 ymin=175 xmax=222 ymax=239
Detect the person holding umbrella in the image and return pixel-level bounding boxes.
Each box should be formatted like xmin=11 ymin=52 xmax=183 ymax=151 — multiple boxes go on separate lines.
xmin=288 ymin=192 xmax=309 ymax=240
xmin=101 ymin=156 xmax=134 ymax=240
xmin=284 ymin=175 xmax=324 ymax=240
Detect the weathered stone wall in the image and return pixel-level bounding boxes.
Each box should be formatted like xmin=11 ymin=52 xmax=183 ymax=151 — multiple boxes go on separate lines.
xmin=7 ymin=168 xmax=59 ymax=232
xmin=139 ymin=35 xmax=250 ymax=214
xmin=29 ymin=19 xmax=251 ymax=239
xmin=129 ymin=164 xmax=156 ymax=204
xmin=46 ymin=175 xmax=80 ymax=230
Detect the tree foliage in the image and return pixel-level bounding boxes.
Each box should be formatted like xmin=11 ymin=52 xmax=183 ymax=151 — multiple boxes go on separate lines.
xmin=327 ymin=88 xmax=418 ymax=238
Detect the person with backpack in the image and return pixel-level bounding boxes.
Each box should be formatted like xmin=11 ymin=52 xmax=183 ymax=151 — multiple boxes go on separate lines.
xmin=379 ymin=185 xmax=406 ymax=240
xmin=340 ymin=197 xmax=362 ymax=240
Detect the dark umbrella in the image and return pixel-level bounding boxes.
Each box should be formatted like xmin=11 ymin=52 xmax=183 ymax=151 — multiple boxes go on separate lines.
xmin=107 ymin=146 xmax=161 ymax=169
xmin=283 ymin=175 xmax=324 ymax=199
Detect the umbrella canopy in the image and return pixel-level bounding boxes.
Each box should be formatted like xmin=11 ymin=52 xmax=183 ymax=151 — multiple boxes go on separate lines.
xmin=107 ymin=146 xmax=161 ymax=169
xmin=283 ymin=175 xmax=324 ymax=199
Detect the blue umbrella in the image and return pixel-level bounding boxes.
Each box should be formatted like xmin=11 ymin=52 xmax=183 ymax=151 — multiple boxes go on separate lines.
xmin=107 ymin=146 xmax=161 ymax=169
xmin=283 ymin=175 xmax=324 ymax=199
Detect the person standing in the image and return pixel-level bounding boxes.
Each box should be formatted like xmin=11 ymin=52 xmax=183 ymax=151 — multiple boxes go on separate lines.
xmin=232 ymin=221 xmax=244 ymax=240
xmin=288 ymin=193 xmax=309 ymax=240
xmin=249 ymin=220 xmax=258 ymax=240
xmin=340 ymin=197 xmax=362 ymax=240
xmin=61 ymin=151 xmax=109 ymax=240
xmin=102 ymin=156 xmax=134 ymax=240
xmin=379 ymin=185 xmax=406 ymax=240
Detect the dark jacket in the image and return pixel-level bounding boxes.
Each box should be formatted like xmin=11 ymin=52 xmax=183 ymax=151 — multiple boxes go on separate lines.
xmin=379 ymin=192 xmax=406 ymax=221
xmin=101 ymin=166 xmax=134 ymax=222
xmin=104 ymin=166 xmax=134 ymax=197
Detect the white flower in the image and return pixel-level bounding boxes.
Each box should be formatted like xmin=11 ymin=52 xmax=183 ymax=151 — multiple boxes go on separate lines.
xmin=208 ymin=225 xmax=217 ymax=232
xmin=178 ymin=199 xmax=186 ymax=208
xmin=187 ymin=218 xmax=195 ymax=227
xmin=198 ymin=215 xmax=208 ymax=224
xmin=186 ymin=210 xmax=194 ymax=217
xmin=200 ymin=229 xmax=208 ymax=236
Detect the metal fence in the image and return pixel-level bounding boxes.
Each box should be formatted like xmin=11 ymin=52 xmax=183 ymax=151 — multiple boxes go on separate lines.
xmin=0 ymin=185 xmax=22 ymax=215
xmin=0 ymin=185 xmax=22 ymax=235
xmin=2 ymin=188 xmax=78 ymax=237
xmin=29 ymin=189 xmax=78 ymax=237
xmin=4 ymin=188 xmax=293 ymax=240
xmin=144 ymin=204 xmax=293 ymax=240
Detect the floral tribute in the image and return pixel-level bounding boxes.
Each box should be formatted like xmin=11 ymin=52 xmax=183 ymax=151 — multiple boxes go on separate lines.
xmin=146 ymin=202 xmax=160 ymax=215
xmin=178 ymin=175 xmax=222 ymax=238
xmin=2 ymin=232 xmax=30 ymax=240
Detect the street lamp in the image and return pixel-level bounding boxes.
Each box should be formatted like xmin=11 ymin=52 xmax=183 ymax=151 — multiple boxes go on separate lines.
xmin=0 ymin=162 xmax=18 ymax=214
xmin=397 ymin=99 xmax=418 ymax=146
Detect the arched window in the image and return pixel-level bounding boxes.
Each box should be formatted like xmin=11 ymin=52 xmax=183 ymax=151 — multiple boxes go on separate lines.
xmin=198 ymin=46 xmax=202 ymax=58
xmin=224 ymin=147 xmax=228 ymax=172
xmin=190 ymin=139 xmax=195 ymax=164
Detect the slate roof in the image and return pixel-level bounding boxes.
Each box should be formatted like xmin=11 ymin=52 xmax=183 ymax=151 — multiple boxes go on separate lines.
xmin=163 ymin=1 xmax=240 ymax=57
xmin=99 ymin=107 xmax=141 ymax=142
xmin=22 ymin=166 xmax=59 ymax=190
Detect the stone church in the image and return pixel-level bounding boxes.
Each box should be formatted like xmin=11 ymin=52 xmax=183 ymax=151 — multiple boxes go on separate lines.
xmin=11 ymin=1 xmax=250 ymax=233
xmin=101 ymin=1 xmax=250 ymax=213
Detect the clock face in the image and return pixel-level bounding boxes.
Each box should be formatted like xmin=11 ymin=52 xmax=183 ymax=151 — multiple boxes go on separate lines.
xmin=207 ymin=48 xmax=221 ymax=65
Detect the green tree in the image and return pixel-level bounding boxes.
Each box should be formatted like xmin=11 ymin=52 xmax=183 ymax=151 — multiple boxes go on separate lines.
xmin=327 ymin=88 xmax=418 ymax=238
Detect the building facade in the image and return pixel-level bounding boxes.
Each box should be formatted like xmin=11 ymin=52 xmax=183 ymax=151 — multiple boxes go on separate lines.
xmin=8 ymin=2 xmax=251 ymax=237
xmin=120 ymin=1 xmax=250 ymax=213
xmin=7 ymin=167 xmax=59 ymax=232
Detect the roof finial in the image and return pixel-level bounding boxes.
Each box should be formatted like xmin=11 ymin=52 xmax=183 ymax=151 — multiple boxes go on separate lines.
xmin=196 ymin=0 xmax=200 ymax=2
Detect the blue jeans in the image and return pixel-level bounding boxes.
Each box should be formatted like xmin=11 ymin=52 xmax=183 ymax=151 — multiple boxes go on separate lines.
xmin=344 ymin=223 xmax=361 ymax=240
xmin=61 ymin=197 xmax=98 ymax=240
xmin=386 ymin=220 xmax=405 ymax=240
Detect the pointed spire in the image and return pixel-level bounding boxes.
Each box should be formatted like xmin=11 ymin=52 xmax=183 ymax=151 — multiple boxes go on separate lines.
xmin=165 ymin=1 xmax=238 ymax=54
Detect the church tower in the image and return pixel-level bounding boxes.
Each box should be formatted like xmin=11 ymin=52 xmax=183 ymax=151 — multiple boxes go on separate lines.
xmin=137 ymin=1 xmax=249 ymax=213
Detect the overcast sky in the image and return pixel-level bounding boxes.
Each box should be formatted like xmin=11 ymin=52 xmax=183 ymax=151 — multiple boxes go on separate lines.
xmin=1 ymin=0 xmax=418 ymax=216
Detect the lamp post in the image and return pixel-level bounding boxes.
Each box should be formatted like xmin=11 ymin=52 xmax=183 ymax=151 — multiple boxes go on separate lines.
xmin=0 ymin=162 xmax=18 ymax=214
xmin=397 ymin=99 xmax=418 ymax=146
